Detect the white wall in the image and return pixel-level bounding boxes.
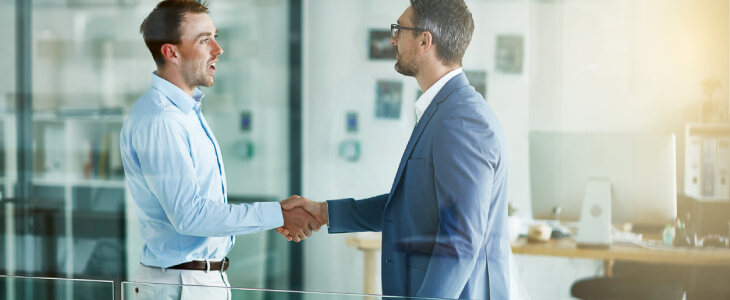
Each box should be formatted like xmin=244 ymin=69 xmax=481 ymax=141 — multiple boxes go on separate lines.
xmin=529 ymin=0 xmax=729 ymax=197
xmin=302 ymin=1 xmax=408 ymax=294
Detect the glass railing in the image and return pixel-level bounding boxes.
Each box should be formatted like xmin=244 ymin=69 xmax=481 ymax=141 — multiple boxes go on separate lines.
xmin=0 ymin=274 xmax=114 ymax=300
xmin=122 ymin=281 xmax=455 ymax=300
xmin=0 ymin=275 xmax=467 ymax=300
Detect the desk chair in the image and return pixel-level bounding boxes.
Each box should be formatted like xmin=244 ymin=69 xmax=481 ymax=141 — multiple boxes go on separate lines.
xmin=571 ymin=277 xmax=684 ymax=300
xmin=570 ymin=262 xmax=684 ymax=300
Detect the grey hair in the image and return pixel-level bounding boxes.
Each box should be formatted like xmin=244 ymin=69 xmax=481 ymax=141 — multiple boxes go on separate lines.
xmin=409 ymin=0 xmax=474 ymax=66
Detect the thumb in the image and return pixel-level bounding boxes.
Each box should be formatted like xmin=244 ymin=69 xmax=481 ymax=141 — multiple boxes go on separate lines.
xmin=281 ymin=195 xmax=304 ymax=210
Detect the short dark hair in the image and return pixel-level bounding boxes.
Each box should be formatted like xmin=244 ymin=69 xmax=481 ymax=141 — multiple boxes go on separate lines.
xmin=140 ymin=0 xmax=210 ymax=66
xmin=409 ymin=0 xmax=474 ymax=66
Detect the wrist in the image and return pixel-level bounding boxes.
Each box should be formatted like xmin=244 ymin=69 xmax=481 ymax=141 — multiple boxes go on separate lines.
xmin=320 ymin=201 xmax=329 ymax=225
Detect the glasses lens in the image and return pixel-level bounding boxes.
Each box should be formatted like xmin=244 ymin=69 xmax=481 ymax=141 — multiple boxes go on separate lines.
xmin=392 ymin=27 xmax=399 ymax=38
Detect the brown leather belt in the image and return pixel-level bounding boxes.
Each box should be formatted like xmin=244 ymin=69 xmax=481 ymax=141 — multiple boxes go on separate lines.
xmin=168 ymin=257 xmax=229 ymax=272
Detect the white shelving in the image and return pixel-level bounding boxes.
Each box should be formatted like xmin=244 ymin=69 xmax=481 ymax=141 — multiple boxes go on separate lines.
xmin=33 ymin=177 xmax=125 ymax=189
xmin=34 ymin=115 xmax=125 ymax=183
xmin=685 ymin=123 xmax=730 ymax=202
xmin=0 ymin=112 xmax=130 ymax=281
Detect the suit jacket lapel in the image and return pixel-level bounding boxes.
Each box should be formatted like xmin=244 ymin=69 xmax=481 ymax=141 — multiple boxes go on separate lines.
xmin=386 ymin=73 xmax=470 ymax=204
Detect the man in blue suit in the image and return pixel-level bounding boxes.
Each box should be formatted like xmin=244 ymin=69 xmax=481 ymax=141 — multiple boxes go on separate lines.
xmin=280 ymin=0 xmax=510 ymax=299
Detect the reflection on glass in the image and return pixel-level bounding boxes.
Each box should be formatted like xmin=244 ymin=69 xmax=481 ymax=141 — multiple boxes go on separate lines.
xmin=122 ymin=281 xmax=452 ymax=300
xmin=201 ymin=0 xmax=292 ymax=291
xmin=0 ymin=275 xmax=114 ymax=300
xmin=1 ymin=0 xmax=17 ymax=292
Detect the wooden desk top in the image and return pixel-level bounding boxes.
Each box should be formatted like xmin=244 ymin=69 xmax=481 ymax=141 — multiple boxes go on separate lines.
xmin=347 ymin=236 xmax=381 ymax=251
xmin=511 ymin=237 xmax=730 ymax=266
xmin=345 ymin=236 xmax=730 ymax=266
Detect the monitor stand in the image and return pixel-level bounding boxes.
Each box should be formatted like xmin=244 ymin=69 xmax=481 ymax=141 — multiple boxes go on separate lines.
xmin=575 ymin=179 xmax=612 ymax=249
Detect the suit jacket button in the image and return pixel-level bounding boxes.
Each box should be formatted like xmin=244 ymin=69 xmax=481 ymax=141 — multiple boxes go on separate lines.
xmin=384 ymin=259 xmax=392 ymax=263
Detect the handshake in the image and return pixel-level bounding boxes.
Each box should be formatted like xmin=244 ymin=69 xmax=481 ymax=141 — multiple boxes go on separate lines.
xmin=276 ymin=195 xmax=328 ymax=242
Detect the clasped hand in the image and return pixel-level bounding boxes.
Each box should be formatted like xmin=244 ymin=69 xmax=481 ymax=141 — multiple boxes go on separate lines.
xmin=276 ymin=195 xmax=329 ymax=242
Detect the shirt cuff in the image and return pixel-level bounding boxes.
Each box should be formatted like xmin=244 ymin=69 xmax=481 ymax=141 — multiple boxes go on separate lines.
xmin=325 ymin=199 xmax=344 ymax=233
xmin=257 ymin=202 xmax=284 ymax=230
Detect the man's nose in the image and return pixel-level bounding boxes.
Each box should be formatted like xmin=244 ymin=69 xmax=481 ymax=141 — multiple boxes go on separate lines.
xmin=212 ymin=40 xmax=223 ymax=56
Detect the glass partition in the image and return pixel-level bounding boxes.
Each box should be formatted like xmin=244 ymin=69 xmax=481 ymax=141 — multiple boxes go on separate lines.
xmin=121 ymin=281 xmax=453 ymax=300
xmin=5 ymin=0 xmax=295 ymax=298
xmin=0 ymin=0 xmax=16 ymax=284
xmin=0 ymin=275 xmax=114 ymax=300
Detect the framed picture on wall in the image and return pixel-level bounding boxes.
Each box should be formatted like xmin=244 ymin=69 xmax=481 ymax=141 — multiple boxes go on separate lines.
xmin=495 ymin=35 xmax=523 ymax=74
xmin=369 ymin=30 xmax=396 ymax=60
xmin=464 ymin=70 xmax=487 ymax=100
xmin=375 ymin=80 xmax=403 ymax=119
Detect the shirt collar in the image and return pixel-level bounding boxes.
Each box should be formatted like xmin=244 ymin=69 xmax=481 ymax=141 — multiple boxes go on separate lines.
xmin=415 ymin=67 xmax=463 ymax=123
xmin=151 ymin=71 xmax=205 ymax=114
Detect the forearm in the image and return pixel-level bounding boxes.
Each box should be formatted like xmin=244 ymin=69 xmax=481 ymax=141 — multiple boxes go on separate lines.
xmin=319 ymin=201 xmax=329 ymax=225
xmin=171 ymin=199 xmax=283 ymax=237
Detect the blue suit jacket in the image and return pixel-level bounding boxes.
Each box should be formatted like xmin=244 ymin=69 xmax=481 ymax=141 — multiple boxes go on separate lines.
xmin=328 ymin=73 xmax=510 ymax=300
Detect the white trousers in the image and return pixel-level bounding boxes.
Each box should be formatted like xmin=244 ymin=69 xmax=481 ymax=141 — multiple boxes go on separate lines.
xmin=134 ymin=263 xmax=231 ymax=300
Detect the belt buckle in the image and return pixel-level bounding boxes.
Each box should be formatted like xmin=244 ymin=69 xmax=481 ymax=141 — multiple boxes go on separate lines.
xmin=205 ymin=259 xmax=210 ymax=273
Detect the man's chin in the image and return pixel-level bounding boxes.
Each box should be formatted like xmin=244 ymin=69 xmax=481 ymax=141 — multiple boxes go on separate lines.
xmin=394 ymin=63 xmax=415 ymax=77
xmin=201 ymin=77 xmax=215 ymax=88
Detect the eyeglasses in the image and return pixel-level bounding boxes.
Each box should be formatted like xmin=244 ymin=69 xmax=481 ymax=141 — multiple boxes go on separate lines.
xmin=390 ymin=24 xmax=428 ymax=39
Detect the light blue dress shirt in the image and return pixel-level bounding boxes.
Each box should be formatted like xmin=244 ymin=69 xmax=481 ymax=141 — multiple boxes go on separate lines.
xmin=120 ymin=72 xmax=283 ymax=268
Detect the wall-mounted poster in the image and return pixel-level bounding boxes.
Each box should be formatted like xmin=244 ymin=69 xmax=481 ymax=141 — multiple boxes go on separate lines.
xmin=369 ymin=30 xmax=396 ymax=60
xmin=464 ymin=70 xmax=487 ymax=100
xmin=495 ymin=35 xmax=523 ymax=74
xmin=375 ymin=80 xmax=403 ymax=119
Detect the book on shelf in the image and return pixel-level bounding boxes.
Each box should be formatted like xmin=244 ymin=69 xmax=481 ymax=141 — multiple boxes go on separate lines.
xmin=701 ymin=138 xmax=716 ymax=197
xmin=83 ymin=132 xmax=124 ymax=181
xmin=716 ymin=137 xmax=730 ymax=199
xmin=43 ymin=123 xmax=66 ymax=179
xmin=686 ymin=131 xmax=730 ymax=201
xmin=55 ymin=106 xmax=123 ymax=118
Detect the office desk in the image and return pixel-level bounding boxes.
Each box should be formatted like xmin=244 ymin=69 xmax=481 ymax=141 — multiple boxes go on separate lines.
xmin=346 ymin=236 xmax=381 ymax=295
xmin=347 ymin=235 xmax=730 ymax=294
xmin=510 ymin=237 xmax=730 ymax=276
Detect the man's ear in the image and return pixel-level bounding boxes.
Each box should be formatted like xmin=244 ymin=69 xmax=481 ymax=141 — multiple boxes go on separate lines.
xmin=161 ymin=43 xmax=180 ymax=65
xmin=420 ymin=31 xmax=434 ymax=51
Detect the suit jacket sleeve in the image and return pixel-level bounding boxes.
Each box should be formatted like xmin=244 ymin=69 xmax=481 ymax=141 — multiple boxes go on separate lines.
xmin=417 ymin=105 xmax=500 ymax=298
xmin=326 ymin=194 xmax=389 ymax=233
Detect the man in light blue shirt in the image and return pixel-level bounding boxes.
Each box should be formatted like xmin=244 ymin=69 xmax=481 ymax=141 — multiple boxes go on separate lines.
xmin=121 ymin=1 xmax=318 ymax=299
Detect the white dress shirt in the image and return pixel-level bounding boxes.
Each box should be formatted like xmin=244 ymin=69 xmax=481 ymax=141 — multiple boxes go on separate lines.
xmin=414 ymin=68 xmax=463 ymax=123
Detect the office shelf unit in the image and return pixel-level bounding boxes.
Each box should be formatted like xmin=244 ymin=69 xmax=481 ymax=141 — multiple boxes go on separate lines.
xmin=31 ymin=115 xmax=127 ymax=281
xmin=1 ymin=113 xmax=129 ymax=300
xmin=683 ymin=123 xmax=730 ymax=239
xmin=684 ymin=123 xmax=730 ymax=202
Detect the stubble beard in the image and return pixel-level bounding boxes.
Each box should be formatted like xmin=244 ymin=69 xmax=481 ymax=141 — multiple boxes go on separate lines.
xmin=180 ymin=56 xmax=215 ymax=89
xmin=394 ymin=48 xmax=417 ymax=77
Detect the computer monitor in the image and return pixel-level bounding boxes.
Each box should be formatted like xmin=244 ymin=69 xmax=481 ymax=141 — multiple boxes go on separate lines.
xmin=529 ymin=132 xmax=677 ymax=227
